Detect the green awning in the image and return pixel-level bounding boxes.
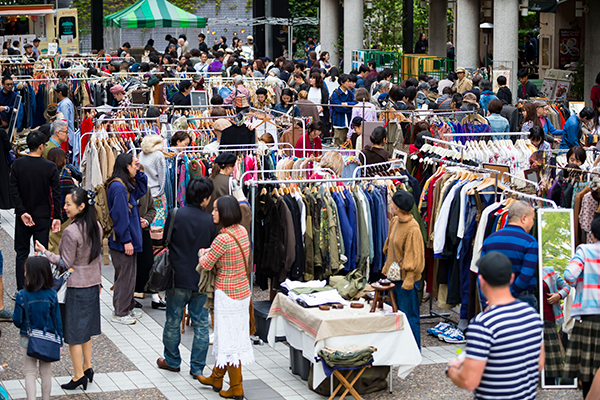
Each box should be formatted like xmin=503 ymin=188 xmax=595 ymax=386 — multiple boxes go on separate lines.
xmin=529 ymin=0 xmax=557 ymax=13
xmin=104 ymin=0 xmax=207 ymax=28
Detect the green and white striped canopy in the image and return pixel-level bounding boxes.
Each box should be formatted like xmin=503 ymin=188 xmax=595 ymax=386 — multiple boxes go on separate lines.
xmin=104 ymin=0 xmax=207 ymax=29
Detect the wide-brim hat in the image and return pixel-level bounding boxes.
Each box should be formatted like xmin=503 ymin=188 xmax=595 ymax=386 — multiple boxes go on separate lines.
xmin=44 ymin=103 xmax=58 ymax=123
xmin=456 ymin=67 xmax=466 ymax=73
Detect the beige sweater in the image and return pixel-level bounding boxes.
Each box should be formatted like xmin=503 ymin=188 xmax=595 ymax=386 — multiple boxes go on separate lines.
xmin=382 ymin=215 xmax=425 ymax=290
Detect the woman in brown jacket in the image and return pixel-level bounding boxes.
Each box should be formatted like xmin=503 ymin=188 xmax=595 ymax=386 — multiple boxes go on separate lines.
xmin=382 ymin=190 xmax=425 ymax=348
xmin=35 ymin=188 xmax=102 ymax=390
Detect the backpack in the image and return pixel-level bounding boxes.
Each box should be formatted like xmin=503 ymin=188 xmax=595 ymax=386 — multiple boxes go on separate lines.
xmin=93 ymin=178 xmax=130 ymax=240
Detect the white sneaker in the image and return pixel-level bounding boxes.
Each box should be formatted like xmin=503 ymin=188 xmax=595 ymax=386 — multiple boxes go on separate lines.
xmin=112 ymin=314 xmax=137 ymax=325
xmin=129 ymin=309 xmax=143 ymax=319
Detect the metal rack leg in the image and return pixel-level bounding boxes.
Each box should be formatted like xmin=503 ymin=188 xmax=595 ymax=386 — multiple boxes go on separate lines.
xmin=419 ymin=292 xmax=456 ymax=325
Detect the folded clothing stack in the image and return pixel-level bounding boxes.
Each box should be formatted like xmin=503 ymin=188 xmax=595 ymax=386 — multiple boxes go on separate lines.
xmin=318 ymin=345 xmax=377 ymax=368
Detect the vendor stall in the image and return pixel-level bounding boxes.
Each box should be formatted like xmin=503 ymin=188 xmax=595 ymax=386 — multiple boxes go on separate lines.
xmin=267 ymin=293 xmax=422 ymax=389
xmin=103 ymin=0 xmax=207 ymax=53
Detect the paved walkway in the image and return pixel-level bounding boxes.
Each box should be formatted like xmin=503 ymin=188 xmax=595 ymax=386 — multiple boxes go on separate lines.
xmin=0 ymin=209 xmax=581 ymax=399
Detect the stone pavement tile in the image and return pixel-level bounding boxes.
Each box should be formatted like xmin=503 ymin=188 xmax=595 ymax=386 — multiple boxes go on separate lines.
xmin=50 ymin=388 xmax=168 ymax=399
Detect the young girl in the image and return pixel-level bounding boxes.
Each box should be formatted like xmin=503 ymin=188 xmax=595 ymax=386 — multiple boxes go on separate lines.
xmin=13 ymin=256 xmax=63 ymax=399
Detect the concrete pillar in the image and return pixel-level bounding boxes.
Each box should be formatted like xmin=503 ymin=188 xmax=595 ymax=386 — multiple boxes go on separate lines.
xmin=455 ymin=0 xmax=480 ymax=69
xmin=321 ymin=0 xmax=340 ymax=67
xmin=344 ymin=0 xmax=364 ymax=73
xmin=584 ymin=2 xmax=600 ymax=107
xmin=493 ymin=0 xmax=519 ymax=104
xmin=429 ymin=0 xmax=447 ymax=57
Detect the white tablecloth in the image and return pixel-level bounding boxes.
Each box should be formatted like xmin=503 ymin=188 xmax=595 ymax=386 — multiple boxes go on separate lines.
xmin=267 ymin=311 xmax=422 ymax=387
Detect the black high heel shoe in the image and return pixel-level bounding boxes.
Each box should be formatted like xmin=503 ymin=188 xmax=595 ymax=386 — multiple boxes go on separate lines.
xmin=84 ymin=368 xmax=94 ymax=383
xmin=61 ymin=376 xmax=88 ymax=390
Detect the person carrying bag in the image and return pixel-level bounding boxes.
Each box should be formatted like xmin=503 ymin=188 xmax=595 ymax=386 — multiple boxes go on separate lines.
xmin=13 ymin=256 xmax=63 ymax=400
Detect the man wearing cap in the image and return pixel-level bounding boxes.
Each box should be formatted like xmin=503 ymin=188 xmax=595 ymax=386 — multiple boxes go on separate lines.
xmin=23 ymin=43 xmax=34 ymax=60
xmin=207 ymin=152 xmax=237 ymax=213
xmin=454 ymin=68 xmax=472 ymax=94
xmin=479 ymin=201 xmax=539 ymax=309
xmin=383 ymin=190 xmax=425 ymax=348
xmin=170 ymin=80 xmax=192 ymax=108
xmin=109 ymin=84 xmax=130 ymax=113
xmin=54 ymin=82 xmax=75 ymax=149
xmin=446 ymin=251 xmax=544 ymax=398
xmin=31 ymin=38 xmax=41 ymax=59
xmin=517 ymin=68 xmax=539 ymax=100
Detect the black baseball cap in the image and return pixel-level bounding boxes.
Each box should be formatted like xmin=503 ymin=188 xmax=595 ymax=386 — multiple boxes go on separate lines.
xmin=53 ymin=82 xmax=69 ymax=96
xmin=33 ymin=38 xmax=41 ymax=43
xmin=477 ymin=252 xmax=513 ymax=287
xmin=178 ymin=80 xmax=192 ymax=91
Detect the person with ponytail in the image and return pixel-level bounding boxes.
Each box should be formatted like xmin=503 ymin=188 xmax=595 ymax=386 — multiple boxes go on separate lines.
xmin=34 ymin=188 xmax=103 ymax=391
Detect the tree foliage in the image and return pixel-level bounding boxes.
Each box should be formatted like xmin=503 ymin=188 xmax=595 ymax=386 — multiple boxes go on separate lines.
xmin=289 ymin=0 xmax=319 ymax=58
xmin=540 ymin=211 xmax=573 ymax=275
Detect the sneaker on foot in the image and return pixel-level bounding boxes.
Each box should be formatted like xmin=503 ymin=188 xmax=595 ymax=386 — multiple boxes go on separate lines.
xmin=129 ymin=308 xmax=143 ymax=319
xmin=439 ymin=328 xmax=466 ymax=343
xmin=427 ymin=322 xmax=451 ymax=336
xmin=112 ymin=314 xmax=137 ymax=325
xmin=0 ymin=308 xmax=13 ymax=321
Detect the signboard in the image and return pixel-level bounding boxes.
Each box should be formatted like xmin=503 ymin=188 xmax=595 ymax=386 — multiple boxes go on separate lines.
xmin=558 ymin=29 xmax=581 ymax=67
xmin=47 ymin=42 xmax=57 ymax=56
xmin=492 ymin=69 xmax=511 ymax=92
xmin=190 ymin=90 xmax=208 ymax=107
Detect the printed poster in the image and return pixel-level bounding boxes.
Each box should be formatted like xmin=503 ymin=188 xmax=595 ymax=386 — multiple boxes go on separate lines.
xmin=558 ymin=29 xmax=581 ymax=66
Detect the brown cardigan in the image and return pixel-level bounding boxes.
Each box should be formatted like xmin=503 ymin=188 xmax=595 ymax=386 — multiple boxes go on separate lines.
xmin=382 ymin=215 xmax=425 ymax=290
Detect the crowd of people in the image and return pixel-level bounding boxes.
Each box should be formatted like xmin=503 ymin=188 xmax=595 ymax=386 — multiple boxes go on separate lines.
xmin=2 ymin=31 xmax=600 ymax=400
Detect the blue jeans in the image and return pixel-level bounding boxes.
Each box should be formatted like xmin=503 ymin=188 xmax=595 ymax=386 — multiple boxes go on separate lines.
xmin=163 ymin=288 xmax=209 ymax=375
xmin=392 ymin=280 xmax=421 ymax=349
xmin=517 ymin=293 xmax=538 ymax=311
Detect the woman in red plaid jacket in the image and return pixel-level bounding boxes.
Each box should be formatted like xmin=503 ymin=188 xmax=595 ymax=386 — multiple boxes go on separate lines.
xmin=197 ymin=195 xmax=254 ymax=400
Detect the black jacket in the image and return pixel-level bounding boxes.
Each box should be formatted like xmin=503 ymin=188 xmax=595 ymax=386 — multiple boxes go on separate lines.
xmin=254 ymin=194 xmax=283 ymax=278
xmin=518 ymin=81 xmax=538 ymax=100
xmin=167 ymin=205 xmax=216 ymax=291
xmin=362 ymin=145 xmax=391 ymax=167
xmin=496 ymin=86 xmax=512 ymax=105
xmin=0 ymin=128 xmax=13 ymax=209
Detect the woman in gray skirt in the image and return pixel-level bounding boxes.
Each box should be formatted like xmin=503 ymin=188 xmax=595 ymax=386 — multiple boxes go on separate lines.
xmin=35 ymin=187 xmax=102 ymax=390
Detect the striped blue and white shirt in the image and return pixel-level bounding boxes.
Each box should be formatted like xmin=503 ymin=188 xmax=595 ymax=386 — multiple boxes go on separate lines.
xmin=480 ymin=224 xmax=539 ymax=295
xmin=466 ymin=301 xmax=543 ymax=400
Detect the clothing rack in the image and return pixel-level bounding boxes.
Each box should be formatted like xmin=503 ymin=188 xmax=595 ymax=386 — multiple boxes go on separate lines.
xmin=444 ymin=132 xmax=525 ymax=137
xmin=422 ymin=136 xmax=465 ymax=160
xmin=352 ymin=158 xmax=406 ymax=179
xmin=245 ymin=174 xmax=409 ymax=294
xmin=239 ymin=167 xmax=336 ymax=183
xmin=500 ymin=189 xmax=558 ymax=209
xmin=425 ymin=157 xmax=503 ymax=198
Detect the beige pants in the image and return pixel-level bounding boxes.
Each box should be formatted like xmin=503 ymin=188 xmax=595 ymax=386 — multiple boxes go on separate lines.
xmin=48 ymin=219 xmax=71 ymax=255
xmin=333 ymin=128 xmax=348 ymax=147
xmin=22 ymin=347 xmax=52 ymax=400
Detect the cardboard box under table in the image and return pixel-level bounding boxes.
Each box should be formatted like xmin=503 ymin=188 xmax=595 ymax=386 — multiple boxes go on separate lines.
xmin=267 ymin=293 xmax=422 ymax=388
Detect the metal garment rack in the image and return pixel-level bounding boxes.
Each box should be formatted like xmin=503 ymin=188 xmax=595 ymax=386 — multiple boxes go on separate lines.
xmin=352 ymin=158 xmax=407 ymax=179
xmin=444 ymin=132 xmax=526 ymax=137
xmin=500 ymin=189 xmax=558 ymax=209
xmin=422 ymin=136 xmax=466 ymax=160
xmin=501 ymin=172 xmax=540 ymax=191
xmin=244 ymin=174 xmax=408 ymax=295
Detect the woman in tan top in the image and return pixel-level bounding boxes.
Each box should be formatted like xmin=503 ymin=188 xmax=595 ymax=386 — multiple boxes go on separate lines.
xmin=382 ymin=190 xmax=425 ymax=348
xmin=35 ymin=188 xmax=102 ymax=390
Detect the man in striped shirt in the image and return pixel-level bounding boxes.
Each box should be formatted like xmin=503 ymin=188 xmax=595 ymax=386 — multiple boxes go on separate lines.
xmin=480 ymin=201 xmax=539 ymax=309
xmin=446 ymin=252 xmax=544 ymax=399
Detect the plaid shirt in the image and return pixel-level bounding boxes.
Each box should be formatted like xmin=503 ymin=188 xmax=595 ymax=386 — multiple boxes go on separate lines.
xmin=198 ymin=224 xmax=251 ymax=300
xmin=564 ymin=243 xmax=600 ymax=319
xmin=58 ymin=167 xmax=76 ymax=222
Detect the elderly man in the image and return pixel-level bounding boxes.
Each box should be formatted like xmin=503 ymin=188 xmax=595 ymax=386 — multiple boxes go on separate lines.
xmin=454 ymin=67 xmax=472 ymax=94
xmin=479 ymin=200 xmax=539 ymax=309
xmin=43 ymin=120 xmax=68 ymax=158
xmin=194 ymin=52 xmax=210 ymax=76
xmin=223 ymin=75 xmax=251 ymax=106
xmin=54 ymin=83 xmax=75 ymax=150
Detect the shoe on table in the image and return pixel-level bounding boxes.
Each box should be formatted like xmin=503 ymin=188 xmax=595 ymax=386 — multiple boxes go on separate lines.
xmin=112 ymin=314 xmax=136 ymax=325
xmin=129 ymin=309 xmax=143 ymax=319
xmin=0 ymin=309 xmax=12 ymax=321
xmin=156 ymin=358 xmax=180 ymax=372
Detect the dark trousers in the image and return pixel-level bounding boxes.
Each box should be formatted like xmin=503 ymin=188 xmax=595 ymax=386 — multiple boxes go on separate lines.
xmin=110 ymin=249 xmax=137 ymax=317
xmin=14 ymin=216 xmax=51 ymax=290
xmin=393 ymin=280 xmax=421 ymax=349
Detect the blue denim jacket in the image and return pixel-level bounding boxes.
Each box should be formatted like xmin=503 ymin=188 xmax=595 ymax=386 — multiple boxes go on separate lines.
xmin=13 ymin=289 xmax=63 ymax=338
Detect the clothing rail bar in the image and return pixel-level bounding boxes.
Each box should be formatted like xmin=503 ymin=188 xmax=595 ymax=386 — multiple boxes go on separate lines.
xmin=352 ymin=158 xmax=406 ymax=179
xmin=239 ymin=168 xmax=336 ymax=183
xmin=444 ymin=132 xmax=525 ymax=137
xmin=501 ymin=172 xmax=540 ymax=190
xmin=422 ymin=136 xmax=466 ymax=148
xmin=500 ymin=189 xmax=558 ymax=209
xmin=246 ymin=174 xmax=407 ymax=186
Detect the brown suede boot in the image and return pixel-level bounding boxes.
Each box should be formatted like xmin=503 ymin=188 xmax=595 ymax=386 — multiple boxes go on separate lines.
xmin=198 ymin=364 xmax=226 ymax=392
xmin=219 ymin=364 xmax=244 ymax=399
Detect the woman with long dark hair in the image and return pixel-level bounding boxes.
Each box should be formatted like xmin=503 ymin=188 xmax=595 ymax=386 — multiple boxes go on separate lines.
xmin=35 ymin=188 xmax=102 ymax=390
xmin=106 ymin=153 xmax=148 ymax=325
xmin=272 ymin=88 xmax=300 ymax=117
xmin=308 ymin=71 xmax=331 ymax=131
xmin=197 ymin=196 xmax=253 ymax=399
xmin=520 ymin=102 xmax=541 ymax=135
